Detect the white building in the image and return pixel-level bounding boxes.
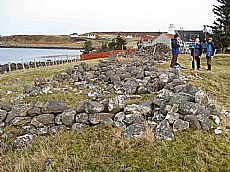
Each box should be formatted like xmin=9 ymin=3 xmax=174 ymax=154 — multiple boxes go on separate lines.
xmin=126 ymin=34 xmax=133 ymax=39
xmin=87 ymin=34 xmax=97 ymax=39
xmin=70 ymin=33 xmax=79 ymax=38
xmin=152 ymin=33 xmax=174 ymax=48
xmin=168 ymin=24 xmax=175 ymax=35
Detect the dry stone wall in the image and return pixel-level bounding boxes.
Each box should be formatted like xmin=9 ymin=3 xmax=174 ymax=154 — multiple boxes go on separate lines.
xmin=0 ymin=53 xmax=225 ymax=149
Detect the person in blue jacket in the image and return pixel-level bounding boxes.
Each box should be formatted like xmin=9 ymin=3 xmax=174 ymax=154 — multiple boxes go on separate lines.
xmin=204 ymin=37 xmax=215 ymax=70
xmin=191 ymin=37 xmax=203 ymax=70
xmin=170 ymin=33 xmax=180 ymax=68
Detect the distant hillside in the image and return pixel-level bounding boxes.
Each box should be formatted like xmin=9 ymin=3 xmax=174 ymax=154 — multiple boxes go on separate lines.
xmin=0 ymin=35 xmax=85 ymax=49
xmin=80 ymin=31 xmax=165 ymax=39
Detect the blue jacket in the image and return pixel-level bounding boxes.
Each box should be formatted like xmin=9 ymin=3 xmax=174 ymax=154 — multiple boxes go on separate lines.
xmin=204 ymin=42 xmax=215 ymax=57
xmin=191 ymin=43 xmax=202 ymax=57
xmin=171 ymin=38 xmax=180 ymax=55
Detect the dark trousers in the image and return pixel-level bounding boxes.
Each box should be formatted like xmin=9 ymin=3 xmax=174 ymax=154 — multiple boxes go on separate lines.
xmin=206 ymin=56 xmax=212 ymax=70
xmin=170 ymin=54 xmax=178 ymax=67
xmin=192 ymin=56 xmax=200 ymax=70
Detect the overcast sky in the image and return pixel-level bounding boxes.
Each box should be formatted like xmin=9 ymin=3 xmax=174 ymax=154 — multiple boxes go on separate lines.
xmin=0 ymin=0 xmax=218 ymax=35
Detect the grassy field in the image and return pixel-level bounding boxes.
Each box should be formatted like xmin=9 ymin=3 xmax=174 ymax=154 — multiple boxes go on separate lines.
xmin=0 ymin=55 xmax=230 ymax=171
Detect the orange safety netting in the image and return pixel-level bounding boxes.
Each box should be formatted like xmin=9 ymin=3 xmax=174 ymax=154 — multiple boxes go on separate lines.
xmin=80 ymin=49 xmax=135 ymax=61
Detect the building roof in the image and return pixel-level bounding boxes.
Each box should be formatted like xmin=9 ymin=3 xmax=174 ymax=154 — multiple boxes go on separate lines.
xmin=165 ymin=33 xmax=174 ymax=39
xmin=175 ymin=30 xmax=206 ymax=42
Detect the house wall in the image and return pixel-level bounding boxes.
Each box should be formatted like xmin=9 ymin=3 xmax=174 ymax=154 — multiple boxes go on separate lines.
xmin=152 ymin=34 xmax=171 ymax=48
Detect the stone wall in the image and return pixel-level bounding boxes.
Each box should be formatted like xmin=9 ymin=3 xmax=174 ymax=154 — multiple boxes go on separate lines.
xmin=0 ymin=52 xmax=225 ymax=149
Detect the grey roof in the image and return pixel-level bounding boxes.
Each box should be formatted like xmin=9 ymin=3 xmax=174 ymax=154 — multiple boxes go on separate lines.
xmin=175 ymin=30 xmax=207 ymax=42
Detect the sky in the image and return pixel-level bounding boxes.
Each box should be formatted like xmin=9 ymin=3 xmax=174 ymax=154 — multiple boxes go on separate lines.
xmin=0 ymin=0 xmax=218 ymax=35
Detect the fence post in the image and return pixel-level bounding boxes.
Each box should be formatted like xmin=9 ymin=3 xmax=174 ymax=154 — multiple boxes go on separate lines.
xmin=8 ymin=62 xmax=11 ymax=73
xmin=34 ymin=59 xmax=37 ymax=68
xmin=21 ymin=59 xmax=25 ymax=69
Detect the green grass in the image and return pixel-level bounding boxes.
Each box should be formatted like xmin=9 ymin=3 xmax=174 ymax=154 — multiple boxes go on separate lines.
xmin=1 ymin=127 xmax=230 ymax=171
xmin=0 ymin=60 xmax=99 ymax=106
xmin=1 ymin=55 xmax=230 ymax=171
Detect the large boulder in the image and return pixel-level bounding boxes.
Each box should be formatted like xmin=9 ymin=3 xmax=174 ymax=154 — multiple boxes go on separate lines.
xmin=110 ymin=74 xmax=121 ymax=83
xmin=107 ymin=95 xmax=126 ymax=114
xmin=157 ymin=89 xmax=174 ymax=99
xmin=137 ymin=86 xmax=148 ymax=94
xmin=195 ymin=90 xmax=209 ymax=106
xmin=165 ymin=112 xmax=180 ymax=124
xmin=9 ymin=104 xmax=29 ymax=117
xmin=42 ymin=100 xmax=68 ymax=114
xmin=85 ymin=101 xmax=105 ymax=113
xmin=139 ymin=102 xmax=153 ymax=116
xmin=159 ymin=73 xmax=169 ymax=84
xmin=196 ymin=109 xmax=213 ymax=131
xmin=155 ymin=120 xmax=174 ymax=141
xmin=124 ymin=80 xmax=138 ymax=94
xmin=88 ymin=113 xmax=114 ymax=125
xmin=178 ymin=102 xmax=199 ymax=116
xmin=124 ymin=104 xmax=142 ymax=116
xmin=184 ymin=115 xmax=201 ymax=130
xmin=27 ymin=102 xmax=44 ymax=117
xmin=31 ymin=114 xmax=55 ymax=127
xmin=76 ymin=102 xmax=87 ymax=113
xmin=75 ymin=113 xmax=89 ymax=124
xmin=11 ymin=117 xmax=32 ymax=127
xmin=61 ymin=110 xmax=76 ymax=127
xmin=0 ymin=103 xmax=12 ymax=112
xmin=173 ymin=119 xmax=190 ymax=131
xmin=121 ymin=123 xmax=147 ymax=139
xmin=123 ymin=114 xmax=146 ymax=125
xmin=5 ymin=112 xmax=15 ymax=124
xmin=114 ymin=112 xmax=126 ymax=128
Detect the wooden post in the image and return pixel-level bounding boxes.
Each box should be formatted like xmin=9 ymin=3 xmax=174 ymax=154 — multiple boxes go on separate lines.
xmin=153 ymin=45 xmax=156 ymax=55
xmin=8 ymin=62 xmax=11 ymax=73
xmin=21 ymin=59 xmax=25 ymax=69
xmin=44 ymin=58 xmax=47 ymax=67
xmin=34 ymin=59 xmax=37 ymax=68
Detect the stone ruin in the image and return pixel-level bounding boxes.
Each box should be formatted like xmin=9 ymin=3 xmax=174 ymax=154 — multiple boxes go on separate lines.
xmin=0 ymin=53 xmax=225 ymax=149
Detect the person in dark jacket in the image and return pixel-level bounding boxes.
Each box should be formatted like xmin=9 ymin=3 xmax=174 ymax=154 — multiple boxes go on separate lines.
xmin=170 ymin=33 xmax=180 ymax=68
xmin=191 ymin=37 xmax=203 ymax=70
xmin=204 ymin=37 xmax=215 ymax=70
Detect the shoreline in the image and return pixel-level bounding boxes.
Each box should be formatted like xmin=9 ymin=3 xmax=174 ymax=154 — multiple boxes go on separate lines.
xmin=0 ymin=45 xmax=83 ymax=50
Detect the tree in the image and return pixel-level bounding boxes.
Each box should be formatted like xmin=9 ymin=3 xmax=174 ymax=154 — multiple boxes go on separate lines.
xmin=210 ymin=0 xmax=230 ymax=53
xmin=83 ymin=41 xmax=94 ymax=54
xmin=99 ymin=42 xmax=108 ymax=52
xmin=107 ymin=35 xmax=127 ymax=50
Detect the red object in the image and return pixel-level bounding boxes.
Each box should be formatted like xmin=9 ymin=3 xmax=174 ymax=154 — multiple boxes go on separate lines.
xmin=142 ymin=35 xmax=150 ymax=42
xmin=80 ymin=49 xmax=134 ymax=61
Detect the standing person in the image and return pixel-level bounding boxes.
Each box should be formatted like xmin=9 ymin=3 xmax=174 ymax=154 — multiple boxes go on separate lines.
xmin=191 ymin=37 xmax=203 ymax=70
xmin=170 ymin=33 xmax=180 ymax=68
xmin=204 ymin=37 xmax=215 ymax=70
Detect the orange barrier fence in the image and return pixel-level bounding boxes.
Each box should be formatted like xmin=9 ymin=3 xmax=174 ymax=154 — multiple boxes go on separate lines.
xmin=80 ymin=49 xmax=135 ymax=61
